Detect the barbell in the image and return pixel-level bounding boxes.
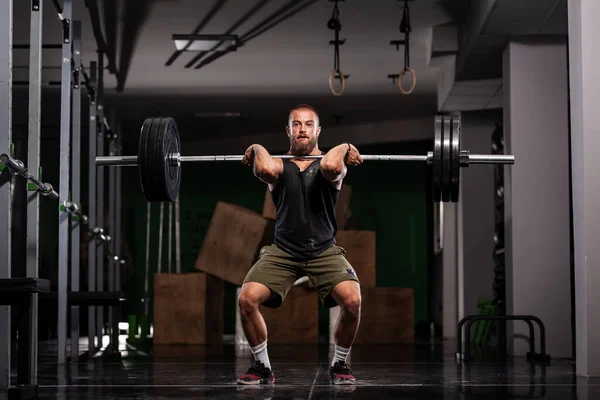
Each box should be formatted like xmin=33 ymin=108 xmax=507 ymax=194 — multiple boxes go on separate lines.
xmin=95 ymin=114 xmax=515 ymax=203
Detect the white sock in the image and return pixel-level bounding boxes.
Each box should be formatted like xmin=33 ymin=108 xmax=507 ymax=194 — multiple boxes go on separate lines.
xmin=331 ymin=344 xmax=351 ymax=367
xmin=251 ymin=340 xmax=271 ymax=370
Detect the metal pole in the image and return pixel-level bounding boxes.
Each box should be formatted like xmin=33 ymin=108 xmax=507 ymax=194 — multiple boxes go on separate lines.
xmin=144 ymin=203 xmax=151 ymax=316
xmin=70 ymin=19 xmax=82 ymax=362
xmin=0 ymin=0 xmax=13 ymax=390
xmin=158 ymin=203 xmax=164 ymax=273
xmin=168 ymin=203 xmax=173 ymax=274
xmin=57 ymin=0 xmax=73 ymax=365
xmin=175 ymin=196 xmax=181 ymax=274
xmin=115 ymin=121 xmax=122 ymax=290
xmin=96 ymin=52 xmax=105 ymax=344
xmin=26 ymin=0 xmax=43 ymax=381
xmin=95 ymin=156 xmax=137 ymax=166
xmin=107 ymin=110 xmax=116 ymax=340
xmin=467 ymin=154 xmax=515 ymax=164
xmin=87 ymin=61 xmax=97 ymax=355
xmin=112 ymin=121 xmax=121 ymax=353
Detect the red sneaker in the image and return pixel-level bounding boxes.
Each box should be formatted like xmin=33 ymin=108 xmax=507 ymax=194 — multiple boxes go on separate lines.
xmin=329 ymin=361 xmax=356 ymax=385
xmin=237 ymin=361 xmax=275 ymax=385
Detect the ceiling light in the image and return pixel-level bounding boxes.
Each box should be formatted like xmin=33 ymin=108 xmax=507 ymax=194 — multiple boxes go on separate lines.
xmin=172 ymin=34 xmax=238 ymax=52
xmin=193 ymin=112 xmax=241 ymax=119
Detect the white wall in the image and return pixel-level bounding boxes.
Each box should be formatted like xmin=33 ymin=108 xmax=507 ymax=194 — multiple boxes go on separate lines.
xmin=568 ymin=0 xmax=600 ymax=377
xmin=503 ymin=38 xmax=571 ymax=358
xmin=460 ymin=111 xmax=499 ymax=318
xmin=442 ymin=202 xmax=458 ymax=338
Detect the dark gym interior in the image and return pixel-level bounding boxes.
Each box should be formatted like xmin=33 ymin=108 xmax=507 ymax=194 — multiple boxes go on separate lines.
xmin=2 ymin=0 xmax=599 ymax=399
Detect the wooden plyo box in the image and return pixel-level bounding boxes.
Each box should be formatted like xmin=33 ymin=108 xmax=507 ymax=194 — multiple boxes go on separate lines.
xmin=235 ymin=286 xmax=319 ymax=345
xmin=195 ymin=201 xmax=275 ymax=286
xmin=335 ymin=230 xmax=376 ymax=289
xmin=262 ymin=184 xmax=353 ymax=229
xmin=329 ymin=287 xmax=414 ymax=344
xmin=153 ymin=272 xmax=224 ymax=345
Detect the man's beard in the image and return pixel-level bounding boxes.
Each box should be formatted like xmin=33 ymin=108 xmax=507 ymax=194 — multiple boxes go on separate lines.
xmin=290 ymin=136 xmax=317 ymax=156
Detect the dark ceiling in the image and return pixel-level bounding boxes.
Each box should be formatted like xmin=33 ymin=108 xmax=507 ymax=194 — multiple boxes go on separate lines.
xmin=11 ymin=0 xmax=458 ymax=144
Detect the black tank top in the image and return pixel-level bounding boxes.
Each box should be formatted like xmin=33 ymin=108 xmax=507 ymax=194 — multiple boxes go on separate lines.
xmin=270 ymin=159 xmax=340 ymax=259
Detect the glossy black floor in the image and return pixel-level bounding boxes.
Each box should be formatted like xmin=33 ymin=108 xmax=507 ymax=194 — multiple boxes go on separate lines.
xmin=4 ymin=335 xmax=600 ymax=399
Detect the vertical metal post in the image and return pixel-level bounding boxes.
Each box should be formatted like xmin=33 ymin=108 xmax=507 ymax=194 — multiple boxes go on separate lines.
xmin=70 ymin=20 xmax=82 ymax=362
xmin=96 ymin=52 xmax=105 ymax=343
xmin=114 ymin=122 xmax=122 ymax=351
xmin=0 ymin=0 xmax=13 ymax=391
xmin=107 ymin=110 xmax=116 ymax=336
xmin=168 ymin=203 xmax=173 ymax=273
xmin=158 ymin=203 xmax=164 ymax=273
xmin=26 ymin=0 xmax=43 ymax=382
xmin=87 ymin=61 xmax=97 ymax=355
xmin=175 ymin=196 xmax=181 ymax=274
xmin=115 ymin=121 xmax=122 ymax=289
xmin=144 ymin=204 xmax=151 ymax=316
xmin=57 ymin=0 xmax=73 ymax=365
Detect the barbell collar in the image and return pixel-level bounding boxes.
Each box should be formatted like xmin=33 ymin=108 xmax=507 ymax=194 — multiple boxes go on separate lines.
xmin=467 ymin=154 xmax=514 ymax=165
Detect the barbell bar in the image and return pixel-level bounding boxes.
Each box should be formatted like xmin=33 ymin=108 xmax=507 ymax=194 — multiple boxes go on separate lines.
xmin=94 ymin=114 xmax=515 ymax=203
xmin=96 ymin=153 xmax=513 ymax=166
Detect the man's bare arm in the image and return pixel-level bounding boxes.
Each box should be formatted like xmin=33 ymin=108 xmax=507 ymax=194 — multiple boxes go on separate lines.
xmin=320 ymin=143 xmax=362 ymax=185
xmin=243 ymin=144 xmax=283 ymax=184
xmin=320 ymin=144 xmax=349 ymax=183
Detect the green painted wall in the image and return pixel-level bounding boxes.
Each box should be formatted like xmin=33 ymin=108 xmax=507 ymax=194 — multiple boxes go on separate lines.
xmin=121 ymin=139 xmax=432 ymax=338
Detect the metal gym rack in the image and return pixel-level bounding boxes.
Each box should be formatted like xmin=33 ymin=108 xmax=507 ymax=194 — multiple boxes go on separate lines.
xmin=0 ymin=1 xmax=127 ymax=398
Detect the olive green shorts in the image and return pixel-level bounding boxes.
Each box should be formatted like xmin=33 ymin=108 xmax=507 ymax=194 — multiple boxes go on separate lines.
xmin=243 ymin=244 xmax=360 ymax=309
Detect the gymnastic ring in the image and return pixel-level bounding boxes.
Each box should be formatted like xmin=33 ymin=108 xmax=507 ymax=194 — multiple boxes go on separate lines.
xmin=328 ymin=68 xmax=346 ymax=96
xmin=398 ymin=67 xmax=417 ymax=95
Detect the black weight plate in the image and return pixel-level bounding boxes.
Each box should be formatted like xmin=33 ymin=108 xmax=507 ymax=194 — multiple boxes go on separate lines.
xmin=450 ymin=115 xmax=461 ymax=202
xmin=433 ymin=115 xmax=443 ymax=202
xmin=138 ymin=118 xmax=155 ymax=202
xmin=148 ymin=118 xmax=164 ymax=202
xmin=146 ymin=118 xmax=163 ymax=202
xmin=157 ymin=117 xmax=181 ymax=202
xmin=138 ymin=117 xmax=181 ymax=202
xmin=441 ymin=115 xmax=452 ymax=202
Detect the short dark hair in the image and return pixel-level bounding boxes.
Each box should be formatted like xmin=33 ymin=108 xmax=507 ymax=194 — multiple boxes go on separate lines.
xmin=288 ymin=104 xmax=320 ymax=126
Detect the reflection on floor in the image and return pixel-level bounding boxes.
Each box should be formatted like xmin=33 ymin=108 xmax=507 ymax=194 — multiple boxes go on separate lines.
xmin=3 ymin=334 xmax=599 ymax=399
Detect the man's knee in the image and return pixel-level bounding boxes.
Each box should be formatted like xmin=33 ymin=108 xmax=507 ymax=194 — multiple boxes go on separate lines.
xmin=238 ymin=282 xmax=272 ymax=317
xmin=339 ymin=292 xmax=361 ymax=319
xmin=238 ymin=291 xmax=260 ymax=317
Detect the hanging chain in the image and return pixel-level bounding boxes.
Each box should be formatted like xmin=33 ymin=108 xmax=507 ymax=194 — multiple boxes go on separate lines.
xmin=396 ymin=0 xmax=416 ymax=95
xmin=327 ymin=0 xmax=346 ymax=96
xmin=329 ymin=1 xmax=341 ymax=70
xmin=399 ymin=0 xmax=411 ymax=71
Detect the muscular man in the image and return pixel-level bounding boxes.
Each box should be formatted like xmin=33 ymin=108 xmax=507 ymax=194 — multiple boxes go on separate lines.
xmin=237 ymin=104 xmax=363 ymax=386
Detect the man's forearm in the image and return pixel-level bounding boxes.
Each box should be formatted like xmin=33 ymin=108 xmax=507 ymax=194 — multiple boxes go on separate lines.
xmin=252 ymin=146 xmax=279 ymax=183
xmin=320 ymin=144 xmax=349 ymax=180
